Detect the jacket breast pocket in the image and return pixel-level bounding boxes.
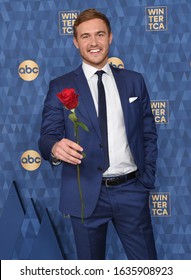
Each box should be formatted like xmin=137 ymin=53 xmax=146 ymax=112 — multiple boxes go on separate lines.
xmin=128 ymin=97 xmax=142 ymax=118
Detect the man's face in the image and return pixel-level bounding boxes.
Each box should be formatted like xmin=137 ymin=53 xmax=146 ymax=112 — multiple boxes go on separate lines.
xmin=73 ymin=18 xmax=113 ymax=69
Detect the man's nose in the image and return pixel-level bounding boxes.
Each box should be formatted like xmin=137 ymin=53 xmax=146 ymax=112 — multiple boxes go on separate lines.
xmin=90 ymin=35 xmax=98 ymax=45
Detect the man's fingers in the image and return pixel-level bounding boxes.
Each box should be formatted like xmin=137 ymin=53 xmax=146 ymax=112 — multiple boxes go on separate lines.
xmin=52 ymin=139 xmax=84 ymax=165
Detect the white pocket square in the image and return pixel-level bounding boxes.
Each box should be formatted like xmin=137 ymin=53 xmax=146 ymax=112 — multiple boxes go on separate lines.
xmin=129 ymin=97 xmax=138 ymax=103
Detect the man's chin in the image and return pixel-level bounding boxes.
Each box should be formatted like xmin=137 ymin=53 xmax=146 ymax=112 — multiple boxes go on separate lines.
xmin=84 ymin=57 xmax=108 ymax=68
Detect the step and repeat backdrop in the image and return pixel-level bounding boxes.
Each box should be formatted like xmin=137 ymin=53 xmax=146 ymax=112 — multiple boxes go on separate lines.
xmin=0 ymin=0 xmax=191 ymax=259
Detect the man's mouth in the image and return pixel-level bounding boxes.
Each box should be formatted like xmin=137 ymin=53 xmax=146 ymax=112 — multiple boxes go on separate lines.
xmin=89 ymin=48 xmax=101 ymax=54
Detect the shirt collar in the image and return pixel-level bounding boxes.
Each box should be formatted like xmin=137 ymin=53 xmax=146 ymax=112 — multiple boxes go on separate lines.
xmin=82 ymin=62 xmax=111 ymax=80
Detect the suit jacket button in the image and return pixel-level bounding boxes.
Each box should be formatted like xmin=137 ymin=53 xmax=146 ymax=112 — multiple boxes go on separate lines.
xmin=97 ymin=167 xmax=103 ymax=171
xmin=99 ymin=144 xmax=103 ymax=148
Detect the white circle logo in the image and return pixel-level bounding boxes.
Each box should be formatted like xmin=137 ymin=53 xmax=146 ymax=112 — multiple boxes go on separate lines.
xmin=108 ymin=57 xmax=124 ymax=69
xmin=18 ymin=60 xmax=39 ymax=81
xmin=20 ymin=150 xmax=41 ymax=171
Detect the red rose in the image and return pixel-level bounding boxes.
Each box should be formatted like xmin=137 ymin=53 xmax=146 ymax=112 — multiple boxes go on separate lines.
xmin=57 ymin=88 xmax=79 ymax=110
xmin=56 ymin=87 xmax=89 ymax=223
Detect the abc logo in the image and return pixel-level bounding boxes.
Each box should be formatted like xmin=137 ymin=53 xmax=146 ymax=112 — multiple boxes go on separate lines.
xmin=21 ymin=150 xmax=41 ymax=171
xmin=18 ymin=60 xmax=39 ymax=81
xmin=108 ymin=57 xmax=124 ymax=69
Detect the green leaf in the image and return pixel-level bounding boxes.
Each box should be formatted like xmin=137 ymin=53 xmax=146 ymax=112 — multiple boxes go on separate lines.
xmin=77 ymin=121 xmax=89 ymax=132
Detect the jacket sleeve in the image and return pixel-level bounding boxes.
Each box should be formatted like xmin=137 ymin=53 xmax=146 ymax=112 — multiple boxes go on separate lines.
xmin=137 ymin=75 xmax=158 ymax=188
xmin=38 ymin=79 xmax=65 ymax=163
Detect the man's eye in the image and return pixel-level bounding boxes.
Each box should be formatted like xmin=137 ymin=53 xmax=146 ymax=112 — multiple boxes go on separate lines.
xmin=82 ymin=35 xmax=88 ymax=39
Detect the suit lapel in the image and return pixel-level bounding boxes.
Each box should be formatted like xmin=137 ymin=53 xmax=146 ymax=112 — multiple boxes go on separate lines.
xmin=111 ymin=66 xmax=129 ymax=133
xmin=73 ymin=66 xmax=101 ymax=140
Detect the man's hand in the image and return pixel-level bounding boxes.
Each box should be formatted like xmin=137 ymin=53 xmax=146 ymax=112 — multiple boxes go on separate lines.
xmin=52 ymin=139 xmax=83 ymax=165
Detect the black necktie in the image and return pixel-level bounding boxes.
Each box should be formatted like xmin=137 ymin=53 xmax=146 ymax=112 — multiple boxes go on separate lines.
xmin=96 ymin=70 xmax=110 ymax=172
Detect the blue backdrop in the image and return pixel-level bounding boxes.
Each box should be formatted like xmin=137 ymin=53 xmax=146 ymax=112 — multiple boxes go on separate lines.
xmin=0 ymin=0 xmax=191 ymax=259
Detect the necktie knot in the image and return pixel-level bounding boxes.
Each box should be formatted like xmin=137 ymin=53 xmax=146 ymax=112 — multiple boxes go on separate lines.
xmin=95 ymin=70 xmax=105 ymax=81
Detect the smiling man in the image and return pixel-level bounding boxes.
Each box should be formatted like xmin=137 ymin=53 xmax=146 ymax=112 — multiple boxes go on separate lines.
xmin=73 ymin=17 xmax=112 ymax=69
xmin=39 ymin=9 xmax=158 ymax=260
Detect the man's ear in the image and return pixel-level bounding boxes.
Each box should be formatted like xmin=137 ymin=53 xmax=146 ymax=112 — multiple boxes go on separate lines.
xmin=109 ymin=32 xmax=113 ymax=45
xmin=73 ymin=37 xmax=79 ymax=49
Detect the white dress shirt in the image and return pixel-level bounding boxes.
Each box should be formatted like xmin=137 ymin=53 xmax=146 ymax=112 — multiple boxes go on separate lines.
xmin=82 ymin=62 xmax=137 ymax=177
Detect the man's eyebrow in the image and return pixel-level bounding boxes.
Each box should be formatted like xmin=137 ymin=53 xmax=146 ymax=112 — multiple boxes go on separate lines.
xmin=80 ymin=30 xmax=106 ymax=37
xmin=97 ymin=31 xmax=106 ymax=34
xmin=80 ymin=32 xmax=89 ymax=37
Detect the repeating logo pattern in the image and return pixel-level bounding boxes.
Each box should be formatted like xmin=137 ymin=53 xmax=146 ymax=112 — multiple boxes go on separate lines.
xmin=20 ymin=150 xmax=41 ymax=171
xmin=150 ymin=192 xmax=171 ymax=217
xmin=18 ymin=60 xmax=39 ymax=81
xmin=151 ymin=100 xmax=169 ymax=124
xmin=59 ymin=11 xmax=80 ymax=35
xmin=0 ymin=0 xmax=191 ymax=260
xmin=145 ymin=6 xmax=168 ymax=31
xmin=108 ymin=57 xmax=124 ymax=68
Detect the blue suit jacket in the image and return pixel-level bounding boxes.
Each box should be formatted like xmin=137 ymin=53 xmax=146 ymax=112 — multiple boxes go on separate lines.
xmin=39 ymin=65 xmax=158 ymax=218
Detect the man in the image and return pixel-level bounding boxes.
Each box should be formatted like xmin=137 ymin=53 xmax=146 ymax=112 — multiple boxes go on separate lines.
xmin=39 ymin=8 xmax=158 ymax=260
